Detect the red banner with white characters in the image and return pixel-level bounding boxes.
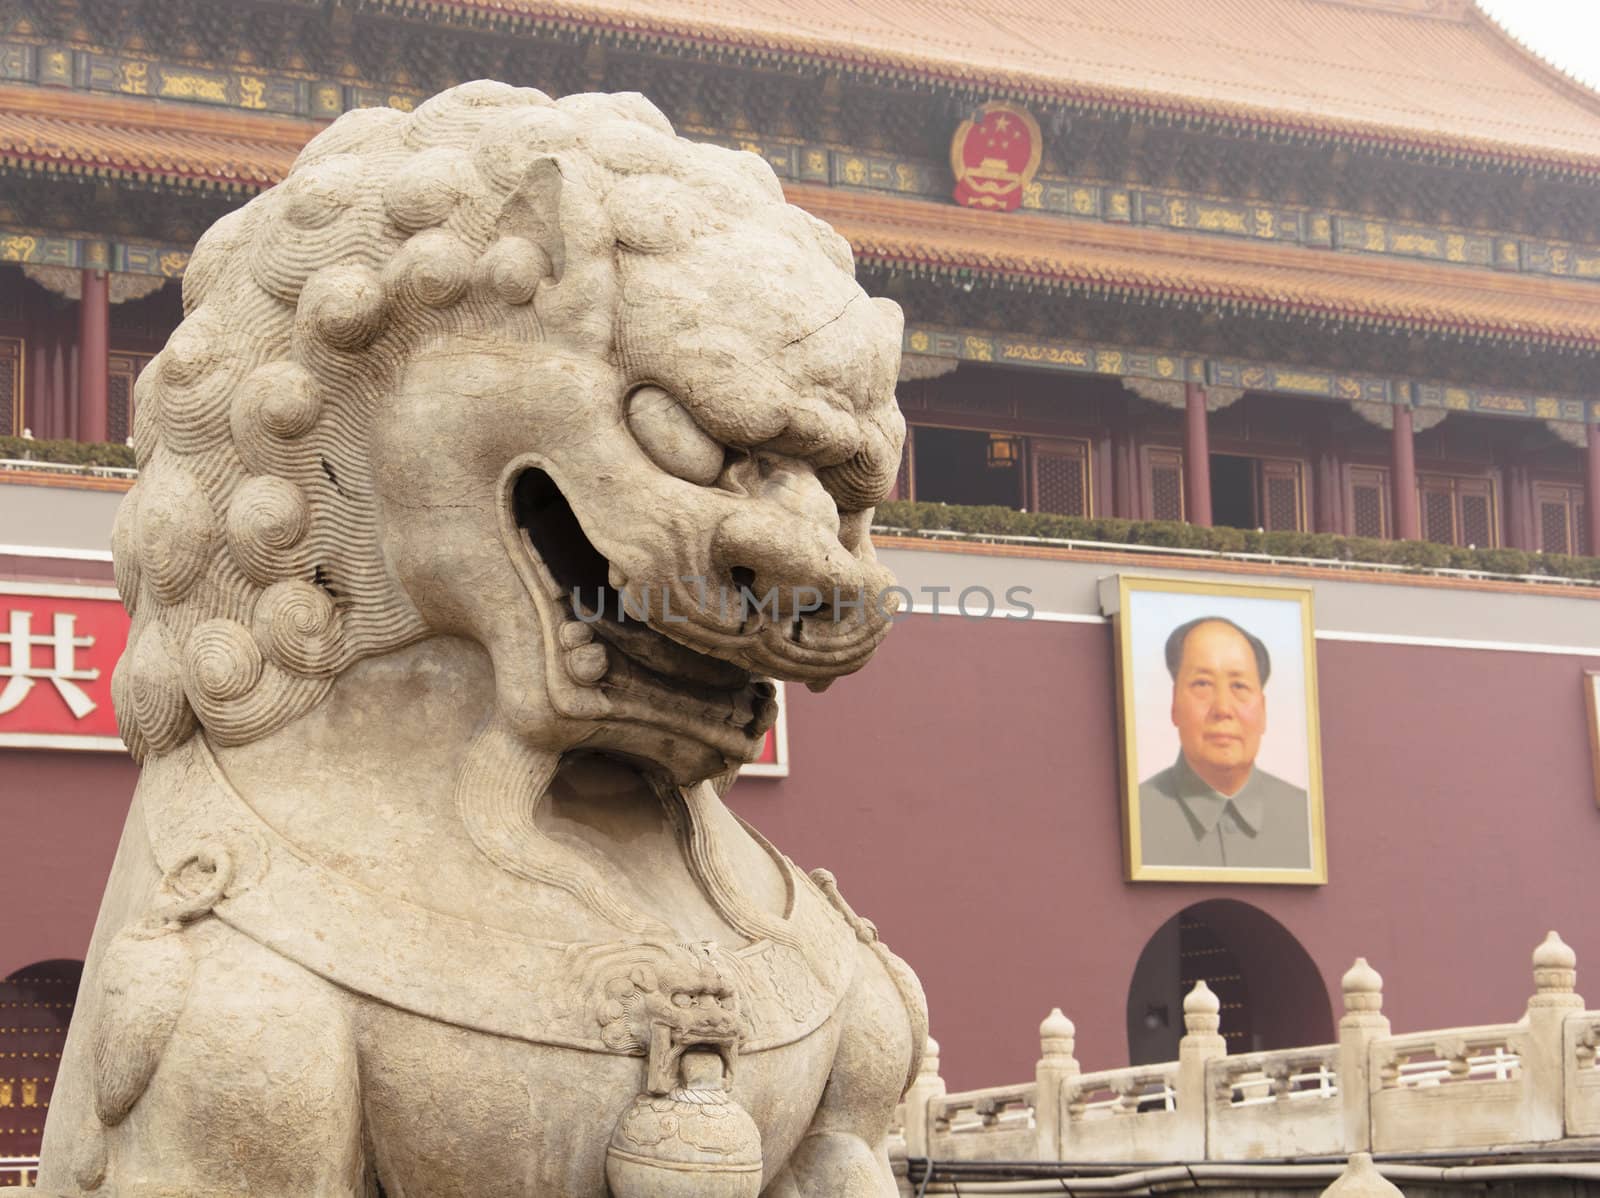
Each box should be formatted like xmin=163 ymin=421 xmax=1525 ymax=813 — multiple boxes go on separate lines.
xmin=0 ymin=583 xmax=129 ymax=751
xmin=740 ymin=680 xmax=789 ymax=778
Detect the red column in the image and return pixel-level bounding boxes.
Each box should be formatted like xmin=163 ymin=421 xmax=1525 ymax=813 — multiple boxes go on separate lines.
xmin=1587 ymin=423 xmax=1600 ymax=557
xmin=1391 ymin=405 xmax=1419 ymax=541
xmin=1184 ymin=382 xmax=1212 ymax=526
xmin=1109 ymin=408 xmax=1134 ymax=519
xmin=1504 ymin=460 xmax=1532 ymax=551
xmin=77 ymin=268 xmax=110 ymax=444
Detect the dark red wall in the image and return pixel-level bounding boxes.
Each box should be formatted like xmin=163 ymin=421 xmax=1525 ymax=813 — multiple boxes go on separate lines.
xmin=0 ymin=751 xmax=137 ymax=979
xmin=5 ymin=615 xmax=1599 ymax=1092
xmin=727 ymin=617 xmax=1600 ymax=1088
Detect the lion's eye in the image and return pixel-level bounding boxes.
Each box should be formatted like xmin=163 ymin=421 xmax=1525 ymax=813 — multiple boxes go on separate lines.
xmin=626 ymin=385 xmax=725 ymax=487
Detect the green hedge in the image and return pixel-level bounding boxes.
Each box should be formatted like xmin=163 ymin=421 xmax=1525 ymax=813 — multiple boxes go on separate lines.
xmin=3 ymin=445 xmax=1595 ymax=581
xmin=873 ymin=500 xmax=1600 ymax=581
xmin=0 ymin=435 xmax=137 ymax=470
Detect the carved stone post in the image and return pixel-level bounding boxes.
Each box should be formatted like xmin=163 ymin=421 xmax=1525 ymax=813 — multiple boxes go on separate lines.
xmin=77 ymin=267 xmax=109 ymax=445
xmin=1523 ymin=931 xmax=1582 ymax=1143
xmin=1184 ymin=382 xmax=1213 ymax=527
xmin=1178 ymin=980 xmax=1226 ymax=1159
xmin=1338 ymin=958 xmax=1389 ymax=1153
xmin=1034 ymin=1008 xmax=1078 ymax=1160
xmin=1320 ymin=1152 xmax=1403 ymax=1198
xmin=901 ymin=1035 xmax=944 ymax=1161
xmin=1390 ymin=405 xmax=1419 ymax=540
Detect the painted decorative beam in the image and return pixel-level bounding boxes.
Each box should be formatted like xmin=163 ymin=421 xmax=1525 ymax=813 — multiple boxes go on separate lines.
xmin=903 ymin=323 xmax=1600 ymax=427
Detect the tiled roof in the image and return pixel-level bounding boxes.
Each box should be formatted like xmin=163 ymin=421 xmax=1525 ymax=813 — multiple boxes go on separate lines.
xmin=794 ymin=185 xmax=1600 ymax=349
xmin=0 ymin=86 xmax=319 ymax=191
xmin=384 ymin=0 xmax=1600 ymax=172
xmin=4 ymin=82 xmax=1592 ymax=347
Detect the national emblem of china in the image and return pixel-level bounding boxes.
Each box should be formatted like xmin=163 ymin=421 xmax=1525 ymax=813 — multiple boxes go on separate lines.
xmin=951 ymin=101 xmax=1042 ymax=212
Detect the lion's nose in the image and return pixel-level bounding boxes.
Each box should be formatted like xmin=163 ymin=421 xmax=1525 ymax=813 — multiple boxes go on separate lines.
xmin=712 ymin=505 xmax=853 ymax=628
xmin=708 ymin=463 xmax=874 ymax=638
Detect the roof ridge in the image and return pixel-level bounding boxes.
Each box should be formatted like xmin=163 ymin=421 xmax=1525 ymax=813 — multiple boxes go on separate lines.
xmin=1304 ymin=0 xmax=1472 ymax=20
xmin=391 ymin=0 xmax=1600 ymax=172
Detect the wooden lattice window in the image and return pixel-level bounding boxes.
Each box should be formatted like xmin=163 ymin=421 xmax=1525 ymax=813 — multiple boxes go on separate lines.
xmin=1259 ymin=459 xmax=1304 ymax=532
xmin=1029 ymin=437 xmax=1091 ymax=517
xmin=0 ymin=337 xmax=20 ymax=437
xmin=1418 ymin=474 xmax=1497 ymax=548
xmin=1145 ymin=447 xmax=1185 ymax=522
xmin=1347 ymin=465 xmax=1390 ymax=539
xmin=107 ymin=352 xmax=153 ymax=446
xmin=1534 ymin=482 xmax=1587 ymax=556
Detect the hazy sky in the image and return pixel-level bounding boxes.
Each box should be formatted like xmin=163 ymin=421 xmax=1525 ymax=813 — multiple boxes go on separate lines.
xmin=1477 ymin=0 xmax=1600 ymax=89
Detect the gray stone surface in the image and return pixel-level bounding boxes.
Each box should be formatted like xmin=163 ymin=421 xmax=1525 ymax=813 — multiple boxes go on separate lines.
xmin=29 ymin=81 xmax=923 ymax=1197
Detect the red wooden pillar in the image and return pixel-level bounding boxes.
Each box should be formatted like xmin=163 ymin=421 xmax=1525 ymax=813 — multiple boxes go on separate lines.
xmin=1586 ymin=422 xmax=1600 ymax=557
xmin=1391 ymin=404 xmax=1419 ymax=541
xmin=1504 ymin=459 xmax=1533 ymax=551
xmin=77 ymin=268 xmax=110 ymax=444
xmin=1109 ymin=407 xmax=1134 ymax=519
xmin=1184 ymin=382 xmax=1212 ymax=527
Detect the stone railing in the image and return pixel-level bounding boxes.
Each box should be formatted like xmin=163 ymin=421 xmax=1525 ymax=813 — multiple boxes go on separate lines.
xmin=896 ymin=932 xmax=1599 ymax=1165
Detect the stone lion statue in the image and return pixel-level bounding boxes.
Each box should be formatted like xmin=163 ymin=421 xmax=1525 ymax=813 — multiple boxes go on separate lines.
xmin=28 ymin=81 xmax=922 ymax=1198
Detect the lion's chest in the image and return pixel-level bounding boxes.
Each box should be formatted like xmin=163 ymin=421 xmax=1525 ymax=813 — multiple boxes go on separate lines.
xmin=353 ymin=1004 xmax=841 ymax=1197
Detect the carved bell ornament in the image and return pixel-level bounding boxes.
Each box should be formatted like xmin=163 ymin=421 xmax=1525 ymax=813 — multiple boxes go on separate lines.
xmin=606 ymin=1049 xmax=764 ymax=1198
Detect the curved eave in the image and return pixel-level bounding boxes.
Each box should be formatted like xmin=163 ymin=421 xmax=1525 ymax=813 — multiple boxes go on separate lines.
xmin=0 ymin=86 xmax=320 ymax=197
xmin=789 ymin=185 xmax=1600 ymax=354
xmin=374 ymin=0 xmax=1600 ymax=181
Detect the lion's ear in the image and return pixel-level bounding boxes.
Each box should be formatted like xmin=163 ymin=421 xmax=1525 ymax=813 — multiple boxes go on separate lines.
xmin=497 ymin=157 xmax=566 ymax=283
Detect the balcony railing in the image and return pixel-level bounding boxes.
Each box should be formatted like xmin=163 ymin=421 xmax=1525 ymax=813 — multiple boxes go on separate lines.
xmin=896 ymin=932 xmax=1597 ymax=1168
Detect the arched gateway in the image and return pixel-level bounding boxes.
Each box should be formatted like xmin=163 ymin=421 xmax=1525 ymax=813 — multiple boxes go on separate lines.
xmin=1125 ymin=901 xmax=1330 ymax=1065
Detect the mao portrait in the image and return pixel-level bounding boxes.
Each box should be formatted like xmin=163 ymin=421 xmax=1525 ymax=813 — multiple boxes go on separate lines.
xmin=1111 ymin=576 xmax=1326 ymax=884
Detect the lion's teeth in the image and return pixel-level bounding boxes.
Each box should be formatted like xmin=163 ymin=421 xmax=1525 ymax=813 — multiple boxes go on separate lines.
xmin=558 ymin=620 xmax=594 ymax=649
xmin=805 ymin=678 xmax=834 ymax=694
xmin=607 ymin=563 xmax=627 ymax=590
xmin=566 ymin=643 xmax=609 ymax=684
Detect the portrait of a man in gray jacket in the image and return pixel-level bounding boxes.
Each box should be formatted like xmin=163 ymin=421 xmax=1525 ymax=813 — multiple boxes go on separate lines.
xmin=1138 ymin=616 xmax=1310 ymax=870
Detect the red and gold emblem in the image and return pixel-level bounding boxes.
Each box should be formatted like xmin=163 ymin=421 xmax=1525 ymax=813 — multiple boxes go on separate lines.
xmin=951 ymin=102 xmax=1042 ymax=212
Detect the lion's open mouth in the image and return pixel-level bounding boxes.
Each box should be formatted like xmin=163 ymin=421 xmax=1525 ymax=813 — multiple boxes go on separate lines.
xmin=512 ymin=469 xmax=777 ymax=741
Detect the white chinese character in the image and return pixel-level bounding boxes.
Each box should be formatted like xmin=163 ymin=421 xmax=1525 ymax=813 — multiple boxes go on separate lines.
xmin=0 ymin=609 xmax=100 ymax=719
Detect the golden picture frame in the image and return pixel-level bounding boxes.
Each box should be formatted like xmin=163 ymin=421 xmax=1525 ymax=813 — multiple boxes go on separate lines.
xmin=1108 ymin=574 xmax=1328 ymax=885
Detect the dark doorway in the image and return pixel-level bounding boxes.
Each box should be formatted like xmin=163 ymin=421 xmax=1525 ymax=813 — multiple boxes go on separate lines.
xmin=1211 ymin=454 xmax=1257 ymax=530
xmin=912 ymin=426 xmax=1025 ymax=508
xmin=1126 ymin=901 xmax=1331 ymax=1065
